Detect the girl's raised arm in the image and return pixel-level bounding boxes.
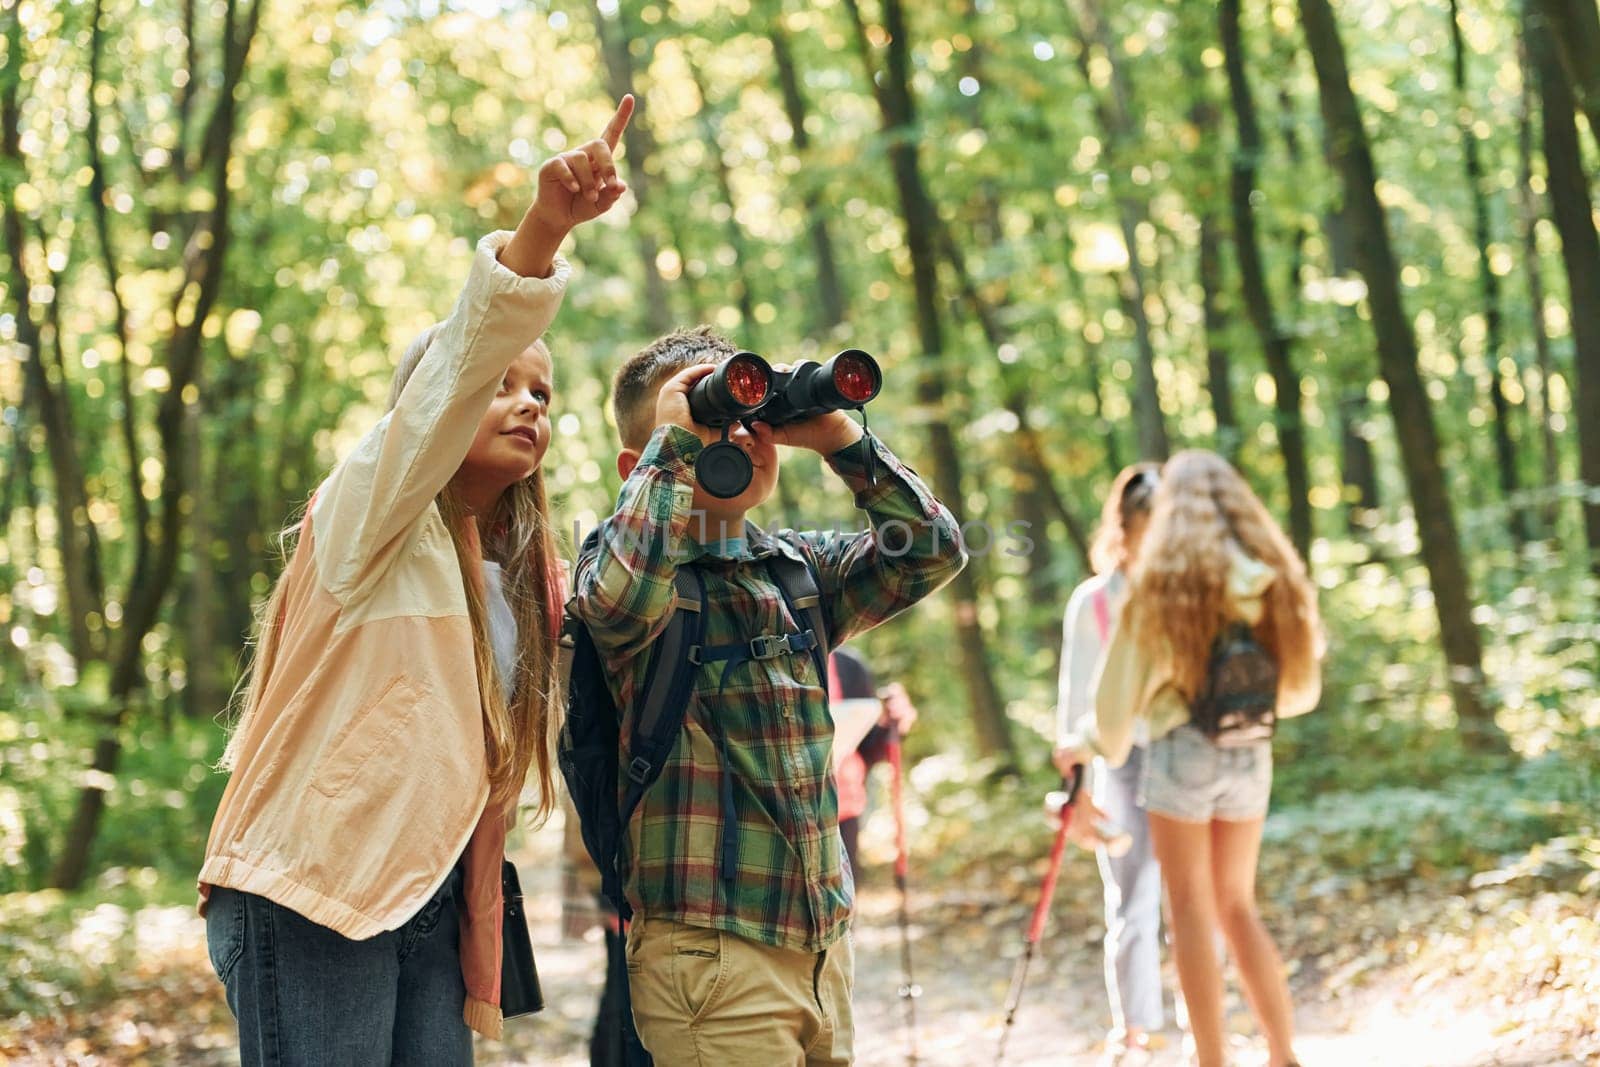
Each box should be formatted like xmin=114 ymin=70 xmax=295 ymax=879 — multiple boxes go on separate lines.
xmin=313 ymin=97 xmax=634 ymax=604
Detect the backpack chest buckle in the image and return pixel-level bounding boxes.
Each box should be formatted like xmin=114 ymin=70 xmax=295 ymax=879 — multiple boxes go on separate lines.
xmin=749 ymin=633 xmax=793 ymax=660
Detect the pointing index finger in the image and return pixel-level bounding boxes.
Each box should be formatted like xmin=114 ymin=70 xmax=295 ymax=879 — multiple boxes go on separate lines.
xmin=602 ymin=94 xmax=635 ymax=150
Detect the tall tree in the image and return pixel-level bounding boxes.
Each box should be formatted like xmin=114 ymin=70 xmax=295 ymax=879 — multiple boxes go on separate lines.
xmin=1515 ymin=27 xmax=1564 ymax=534
xmin=1058 ymin=0 xmax=1172 ymax=460
xmin=1297 ymin=0 xmax=1502 ymax=744
xmin=767 ymin=12 xmax=847 ymax=333
xmin=1175 ymin=18 xmax=1240 ymax=462
xmin=841 ymin=0 xmax=1017 ymax=768
xmin=590 ymin=0 xmax=672 ymax=336
xmin=1450 ymin=0 xmax=1528 ymax=545
xmin=1220 ymin=0 xmax=1314 ymax=559
xmin=1061 ymin=260 xmax=1125 ymax=477
xmin=937 ymin=228 xmax=1095 ymax=573
xmin=1526 ymin=0 xmax=1600 ymax=580
xmin=43 ymin=0 xmax=265 ymax=888
xmin=1534 ymin=0 xmax=1600 ymax=152
xmin=685 ymin=54 xmax=761 ymax=343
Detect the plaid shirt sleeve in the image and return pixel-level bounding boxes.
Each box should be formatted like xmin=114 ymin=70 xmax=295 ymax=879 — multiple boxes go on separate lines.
xmin=792 ymin=433 xmax=967 ymax=648
xmin=572 ymin=425 xmax=704 ymax=659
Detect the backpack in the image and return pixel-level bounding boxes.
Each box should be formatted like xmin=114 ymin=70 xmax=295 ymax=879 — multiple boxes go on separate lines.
xmin=557 ymin=530 xmax=831 ymax=921
xmin=1189 ymin=621 xmax=1280 ymax=747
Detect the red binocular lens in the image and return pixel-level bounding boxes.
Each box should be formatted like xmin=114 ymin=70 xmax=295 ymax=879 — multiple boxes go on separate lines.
xmin=832 ymin=352 xmax=879 ymax=405
xmin=725 ymin=355 xmax=771 ymax=408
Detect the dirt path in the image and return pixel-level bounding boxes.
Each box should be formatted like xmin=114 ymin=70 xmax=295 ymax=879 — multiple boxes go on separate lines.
xmin=493 ymin=818 xmax=1590 ymax=1067
xmin=3 ymin=814 xmax=1592 ymax=1065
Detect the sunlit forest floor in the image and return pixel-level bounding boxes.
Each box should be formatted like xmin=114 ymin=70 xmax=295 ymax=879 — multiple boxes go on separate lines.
xmin=4 ymin=784 xmax=1597 ymax=1067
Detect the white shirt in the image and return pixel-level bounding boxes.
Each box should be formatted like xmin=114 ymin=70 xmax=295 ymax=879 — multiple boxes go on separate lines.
xmin=1055 ymin=569 xmax=1144 ymax=749
xmin=482 ymin=560 xmax=518 ymax=701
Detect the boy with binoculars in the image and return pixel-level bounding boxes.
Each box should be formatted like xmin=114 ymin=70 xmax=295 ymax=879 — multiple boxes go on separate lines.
xmin=569 ymin=324 xmax=967 ymax=1063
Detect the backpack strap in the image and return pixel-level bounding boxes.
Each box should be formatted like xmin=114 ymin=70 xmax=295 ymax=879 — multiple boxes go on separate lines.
xmin=763 ymin=551 xmax=831 ymax=677
xmin=624 ymin=568 xmax=704 ymax=786
xmin=1091 ymin=586 xmax=1111 ymax=644
xmin=615 ymin=568 xmax=707 ymax=893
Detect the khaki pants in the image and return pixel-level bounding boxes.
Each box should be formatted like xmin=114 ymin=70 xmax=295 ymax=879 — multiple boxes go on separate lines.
xmin=626 ymin=915 xmax=854 ymax=1066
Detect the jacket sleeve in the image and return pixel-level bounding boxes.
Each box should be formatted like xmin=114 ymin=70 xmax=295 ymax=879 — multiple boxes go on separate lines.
xmin=1054 ymin=582 xmax=1100 ymax=747
xmin=311 ymin=232 xmax=569 ymax=605
xmin=1085 ymin=612 xmax=1159 ymax=769
xmin=1277 ymin=655 xmax=1323 ymax=719
xmin=571 ymin=425 xmax=702 ymax=659
xmin=791 ymin=434 xmax=968 ymax=648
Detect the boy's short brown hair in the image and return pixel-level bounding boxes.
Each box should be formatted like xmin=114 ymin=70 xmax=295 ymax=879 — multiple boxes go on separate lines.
xmin=611 ymin=325 xmax=740 ymax=451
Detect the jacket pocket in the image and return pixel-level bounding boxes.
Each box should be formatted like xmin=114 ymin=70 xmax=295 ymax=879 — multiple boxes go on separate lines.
xmin=309 ymin=675 xmax=422 ymax=799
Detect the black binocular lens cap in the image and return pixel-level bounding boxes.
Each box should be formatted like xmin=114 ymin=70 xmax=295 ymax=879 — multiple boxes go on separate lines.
xmin=696 ymin=441 xmax=754 ymax=500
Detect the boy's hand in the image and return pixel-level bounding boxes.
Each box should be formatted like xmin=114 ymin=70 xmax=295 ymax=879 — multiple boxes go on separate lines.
xmin=529 ymin=94 xmax=634 ymax=229
xmin=499 ymin=95 xmax=634 ymax=278
xmin=753 ymin=411 xmax=863 ymax=456
xmin=655 ymin=363 xmax=718 ymax=439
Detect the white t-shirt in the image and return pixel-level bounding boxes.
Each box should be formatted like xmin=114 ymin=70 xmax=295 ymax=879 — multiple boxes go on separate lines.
xmin=1055 ymin=569 xmax=1146 ymax=751
xmin=482 ymin=560 xmax=518 ymax=701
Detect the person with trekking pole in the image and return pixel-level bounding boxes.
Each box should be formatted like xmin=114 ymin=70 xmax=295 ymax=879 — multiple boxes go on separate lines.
xmin=1053 ymin=463 xmax=1165 ymax=1065
xmin=1055 ymin=451 xmax=1322 ymax=1067
xmin=831 ymin=647 xmax=919 ymax=876
xmin=830 ymin=647 xmax=922 ymax=1063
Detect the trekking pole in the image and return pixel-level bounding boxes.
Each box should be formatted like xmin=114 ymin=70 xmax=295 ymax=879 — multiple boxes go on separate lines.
xmin=886 ymin=724 xmax=921 ymax=1065
xmin=995 ymin=764 xmax=1084 ymax=1066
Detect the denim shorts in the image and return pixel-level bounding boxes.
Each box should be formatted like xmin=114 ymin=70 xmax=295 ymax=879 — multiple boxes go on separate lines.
xmin=1142 ymin=723 xmax=1273 ymax=823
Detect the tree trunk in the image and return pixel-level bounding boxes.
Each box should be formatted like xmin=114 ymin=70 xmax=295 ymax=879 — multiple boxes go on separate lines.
xmin=1061 ymin=261 xmax=1124 ymax=476
xmin=1 ymin=16 xmax=103 ymax=667
xmin=1060 ymin=0 xmax=1172 ymax=460
xmin=1516 ymin=28 xmax=1564 ymax=535
xmin=686 ymin=56 xmax=760 ymax=343
xmin=1320 ymin=204 xmax=1383 ymax=530
xmin=183 ymin=357 xmax=220 ymax=720
xmin=590 ymin=0 xmax=672 ymax=336
xmin=1451 ymin=0 xmax=1528 ymax=546
xmin=1179 ymin=28 xmax=1240 ymax=462
xmin=956 ymin=0 xmax=1006 ymax=246
xmin=938 ymin=227 xmax=1095 ymax=573
xmin=768 ymin=19 xmax=846 ymax=332
xmin=1527 ymin=1 xmax=1600 ymax=581
xmin=843 ymin=0 xmax=1016 ymax=768
xmin=1534 ymin=0 xmax=1600 ymax=152
xmin=1198 ymin=214 xmax=1239 ymax=461
xmin=1221 ymin=0 xmax=1314 ymax=560
xmin=1297 ymin=0 xmax=1502 ymax=746
xmin=53 ymin=0 xmax=263 ymax=889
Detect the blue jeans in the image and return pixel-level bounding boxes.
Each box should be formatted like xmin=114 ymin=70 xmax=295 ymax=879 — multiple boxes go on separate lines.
xmin=205 ymin=866 xmax=472 ymax=1066
xmin=1095 ymin=746 xmax=1164 ymax=1034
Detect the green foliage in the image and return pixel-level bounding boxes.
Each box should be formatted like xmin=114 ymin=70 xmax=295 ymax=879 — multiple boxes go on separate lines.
xmin=0 ymin=870 xmax=193 ymax=1020
xmin=0 ymin=697 xmax=226 ymax=893
xmin=0 ymin=0 xmax=1595 ymax=891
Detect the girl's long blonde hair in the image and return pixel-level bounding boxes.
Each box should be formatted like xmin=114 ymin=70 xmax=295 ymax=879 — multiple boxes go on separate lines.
xmin=1127 ymin=450 xmax=1320 ymax=704
xmin=224 ymin=325 xmax=563 ymax=823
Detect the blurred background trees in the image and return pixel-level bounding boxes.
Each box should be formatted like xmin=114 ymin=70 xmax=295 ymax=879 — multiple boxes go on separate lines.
xmin=2 ymin=0 xmax=1596 ymax=895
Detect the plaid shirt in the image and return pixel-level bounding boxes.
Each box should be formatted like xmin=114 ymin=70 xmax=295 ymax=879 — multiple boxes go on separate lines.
xmin=572 ymin=425 xmax=966 ymax=951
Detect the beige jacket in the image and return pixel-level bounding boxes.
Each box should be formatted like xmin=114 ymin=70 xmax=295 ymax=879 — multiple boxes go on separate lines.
xmin=198 ymin=231 xmax=569 ymax=1038
xmin=1079 ymin=548 xmax=1321 ymax=768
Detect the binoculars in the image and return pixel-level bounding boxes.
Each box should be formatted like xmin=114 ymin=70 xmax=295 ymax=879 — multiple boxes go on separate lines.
xmin=688 ymin=349 xmax=882 ymax=499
